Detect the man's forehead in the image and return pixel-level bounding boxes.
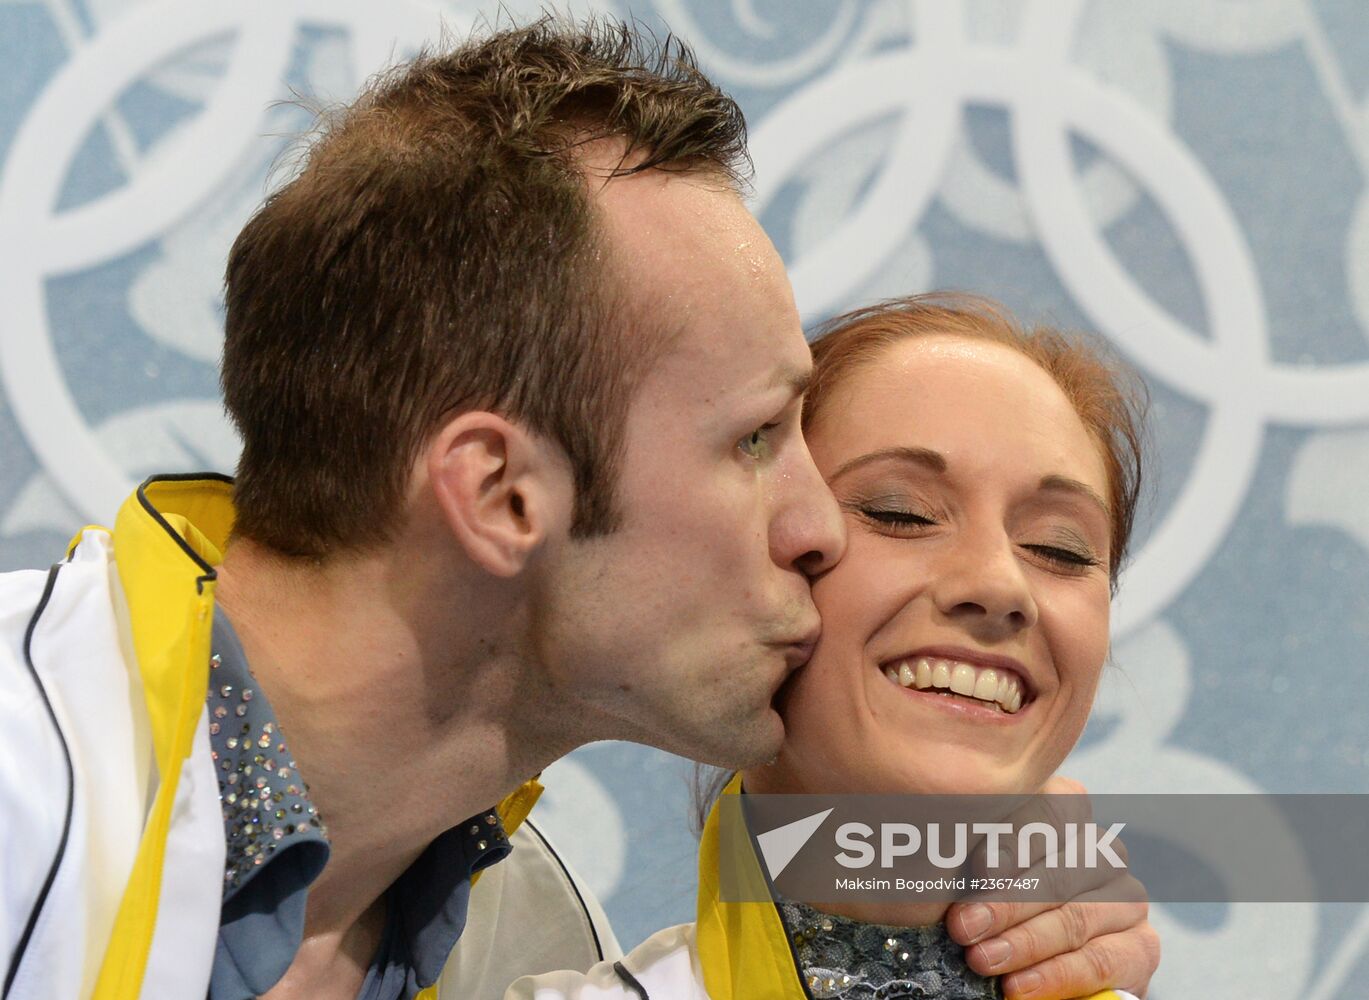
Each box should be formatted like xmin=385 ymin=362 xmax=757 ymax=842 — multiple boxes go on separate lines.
xmin=642 ymin=327 xmax=812 ymax=404
xmin=587 ymin=157 xmax=808 ymax=401
xmin=594 ymin=166 xmax=753 ymax=262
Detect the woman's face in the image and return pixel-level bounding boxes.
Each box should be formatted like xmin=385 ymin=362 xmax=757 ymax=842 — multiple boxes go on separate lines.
xmin=747 ymin=335 xmax=1113 ymax=797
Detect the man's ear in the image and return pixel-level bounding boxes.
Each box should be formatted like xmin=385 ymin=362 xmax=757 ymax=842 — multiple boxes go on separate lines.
xmin=426 ymin=411 xmax=570 ymax=577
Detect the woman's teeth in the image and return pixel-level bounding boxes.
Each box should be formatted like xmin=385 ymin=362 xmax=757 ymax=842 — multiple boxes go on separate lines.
xmin=883 ymin=657 xmax=1025 ymax=714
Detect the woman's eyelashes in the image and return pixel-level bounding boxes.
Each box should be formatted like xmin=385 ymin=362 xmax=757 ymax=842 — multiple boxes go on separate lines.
xmin=842 ymin=495 xmax=938 ymax=531
xmin=1023 ymin=526 xmax=1103 ymax=571
xmin=842 ymin=492 xmax=1104 ymax=571
xmin=862 ymin=508 xmax=935 ymax=528
xmin=1021 ymin=543 xmax=1101 ymax=570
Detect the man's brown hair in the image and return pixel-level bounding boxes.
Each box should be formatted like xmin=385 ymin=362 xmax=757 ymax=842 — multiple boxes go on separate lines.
xmin=222 ymin=16 xmax=749 ymax=558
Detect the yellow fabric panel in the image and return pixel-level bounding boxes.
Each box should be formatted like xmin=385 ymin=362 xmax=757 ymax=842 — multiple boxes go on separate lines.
xmin=65 ymin=524 xmax=107 ymax=557
xmin=496 ymin=775 xmax=544 ymax=839
xmin=694 ymin=774 xmax=807 ymax=1000
xmin=92 ymin=479 xmax=228 ymax=999
xmin=470 ymin=776 xmax=544 ymax=892
xmin=140 ymin=477 xmax=235 ymax=557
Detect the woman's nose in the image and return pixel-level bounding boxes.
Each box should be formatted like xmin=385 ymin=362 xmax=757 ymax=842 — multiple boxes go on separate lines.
xmin=930 ymin=533 xmax=1039 ymax=637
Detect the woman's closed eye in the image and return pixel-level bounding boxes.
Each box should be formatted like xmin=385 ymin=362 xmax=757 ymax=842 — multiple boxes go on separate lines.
xmin=863 ymin=508 xmax=934 ymax=527
xmin=841 ymin=497 xmax=937 ymax=532
xmin=1021 ymin=543 xmax=1100 ymax=569
xmin=1019 ymin=521 xmax=1105 ymax=572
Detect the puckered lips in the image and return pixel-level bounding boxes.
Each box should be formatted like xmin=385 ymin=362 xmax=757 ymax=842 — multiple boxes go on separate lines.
xmin=879 ymin=645 xmax=1035 ymax=719
xmin=772 ymin=623 xmax=822 ymax=673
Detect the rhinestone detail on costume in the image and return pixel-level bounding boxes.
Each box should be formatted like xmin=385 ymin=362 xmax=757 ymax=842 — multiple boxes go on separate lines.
xmin=779 ymin=900 xmax=1000 ymax=1000
xmin=207 ymin=651 xmax=327 ymax=892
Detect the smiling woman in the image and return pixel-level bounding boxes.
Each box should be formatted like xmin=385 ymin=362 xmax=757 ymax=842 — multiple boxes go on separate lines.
xmin=507 ymin=294 xmax=1153 ymax=1000
xmin=762 ymin=294 xmax=1145 ymax=803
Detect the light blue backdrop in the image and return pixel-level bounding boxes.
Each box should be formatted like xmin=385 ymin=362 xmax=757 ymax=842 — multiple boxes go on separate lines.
xmin=1 ymin=2 xmax=1366 ymax=996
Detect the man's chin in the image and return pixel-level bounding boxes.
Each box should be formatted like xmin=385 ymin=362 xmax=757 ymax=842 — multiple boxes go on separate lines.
xmin=686 ymin=705 xmax=785 ymax=770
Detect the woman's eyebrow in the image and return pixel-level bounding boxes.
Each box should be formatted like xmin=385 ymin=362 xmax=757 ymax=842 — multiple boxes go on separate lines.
xmin=827 ymin=446 xmax=947 ymax=484
xmin=1039 ymin=474 xmax=1112 ymax=520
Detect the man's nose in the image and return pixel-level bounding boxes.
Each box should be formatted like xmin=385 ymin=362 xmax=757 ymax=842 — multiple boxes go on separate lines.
xmin=773 ymin=456 xmax=846 ymax=579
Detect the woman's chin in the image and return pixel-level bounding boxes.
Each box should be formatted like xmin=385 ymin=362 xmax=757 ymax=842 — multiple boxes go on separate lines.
xmin=758 ymin=723 xmax=1049 ymax=798
xmin=827 ymin=748 xmax=1042 ymax=798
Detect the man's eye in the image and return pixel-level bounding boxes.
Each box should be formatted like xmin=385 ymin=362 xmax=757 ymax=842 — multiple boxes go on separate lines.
xmin=738 ymin=424 xmax=777 ymax=458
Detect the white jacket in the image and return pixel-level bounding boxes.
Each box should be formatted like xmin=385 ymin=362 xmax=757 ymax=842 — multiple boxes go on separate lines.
xmin=0 ymin=475 xmax=615 ymax=1000
xmin=507 ymin=924 xmax=703 ymax=1000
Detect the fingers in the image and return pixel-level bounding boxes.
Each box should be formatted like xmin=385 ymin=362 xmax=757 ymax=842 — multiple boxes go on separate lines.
xmin=997 ymin=923 xmax=1161 ymax=1000
xmin=950 ymin=838 xmax=1135 ymax=946
xmin=1013 ymin=832 xmax=1133 ymax=911
xmin=947 ymin=898 xmax=1043 ymax=946
xmin=945 ymin=774 xmax=1159 ymax=996
xmin=957 ymin=893 xmax=1147 ymax=972
xmin=954 ymin=898 xmax=1158 ymax=1000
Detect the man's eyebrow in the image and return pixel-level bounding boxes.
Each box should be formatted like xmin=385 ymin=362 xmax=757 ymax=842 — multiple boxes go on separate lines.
xmin=771 ymin=366 xmax=812 ymax=398
xmin=1039 ymin=475 xmax=1112 ymax=520
xmin=828 ymin=446 xmax=948 ymax=483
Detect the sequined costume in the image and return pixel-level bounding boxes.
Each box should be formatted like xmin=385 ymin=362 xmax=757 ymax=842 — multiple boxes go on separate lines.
xmin=507 ymin=775 xmax=1138 ymax=1000
xmin=0 ymin=475 xmax=617 ymax=1000
xmin=778 ymin=899 xmax=999 ymax=1000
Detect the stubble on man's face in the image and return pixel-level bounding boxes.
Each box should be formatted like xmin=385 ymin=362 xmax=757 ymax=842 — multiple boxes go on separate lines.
xmin=535 ymin=155 xmax=837 ymax=768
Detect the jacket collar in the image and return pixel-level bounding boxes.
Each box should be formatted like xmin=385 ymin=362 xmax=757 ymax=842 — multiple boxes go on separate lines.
xmin=110 ymin=472 xmax=545 ymax=828
xmin=91 ymin=474 xmax=541 ymax=998
xmin=93 ymin=474 xmax=232 ymax=997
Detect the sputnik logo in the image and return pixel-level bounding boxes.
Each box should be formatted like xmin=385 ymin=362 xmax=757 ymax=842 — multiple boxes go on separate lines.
xmin=755 ymin=808 xmax=834 ymax=880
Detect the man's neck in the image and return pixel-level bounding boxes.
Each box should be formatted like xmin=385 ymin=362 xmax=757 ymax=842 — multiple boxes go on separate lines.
xmin=260 ymin=895 xmax=389 ymax=1000
xmin=212 ymin=535 xmax=579 ymax=978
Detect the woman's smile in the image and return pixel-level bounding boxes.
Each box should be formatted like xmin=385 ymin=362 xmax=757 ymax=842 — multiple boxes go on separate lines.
xmin=879 ymin=653 xmax=1030 ymax=718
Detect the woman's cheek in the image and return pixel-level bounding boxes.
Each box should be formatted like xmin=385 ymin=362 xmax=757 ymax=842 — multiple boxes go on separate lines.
xmin=1044 ymin=619 xmax=1111 ymax=777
